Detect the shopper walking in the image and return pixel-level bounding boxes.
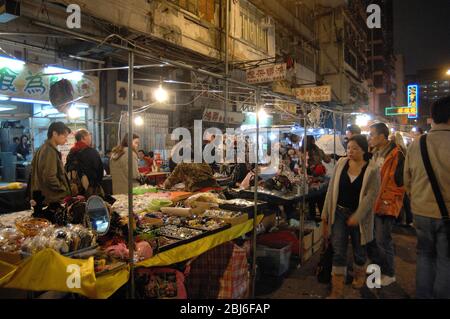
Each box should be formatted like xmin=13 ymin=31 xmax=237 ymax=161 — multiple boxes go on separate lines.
xmin=368 ymin=122 xmax=406 ymax=286
xmin=110 ymin=133 xmax=142 ymax=195
xmin=404 ymin=96 xmax=450 ymax=299
xmin=322 ymin=135 xmax=380 ymax=298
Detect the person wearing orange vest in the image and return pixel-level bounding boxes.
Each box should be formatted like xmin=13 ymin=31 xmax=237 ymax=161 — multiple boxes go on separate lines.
xmin=368 ymin=122 xmax=406 ymax=287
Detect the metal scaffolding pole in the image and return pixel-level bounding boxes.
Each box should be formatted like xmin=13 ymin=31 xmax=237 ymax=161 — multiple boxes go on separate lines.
xmin=250 ymin=88 xmax=261 ymax=298
xmin=333 ymin=112 xmax=337 ymax=165
xmin=127 ymin=51 xmax=135 ymax=299
xmin=299 ymin=107 xmax=308 ymax=265
xmin=224 ymin=0 xmax=230 ymax=129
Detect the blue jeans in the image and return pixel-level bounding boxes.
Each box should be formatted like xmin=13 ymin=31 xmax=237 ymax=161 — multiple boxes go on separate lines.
xmin=367 ymin=215 xmax=396 ymax=277
xmin=331 ymin=207 xmax=366 ymax=275
xmin=415 ymin=214 xmax=450 ymax=299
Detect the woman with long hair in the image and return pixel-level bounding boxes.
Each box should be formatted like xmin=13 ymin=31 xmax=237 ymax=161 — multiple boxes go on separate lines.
xmin=16 ymin=135 xmax=30 ymax=160
xmin=110 ymin=133 xmax=142 ymax=194
xmin=321 ymin=135 xmax=380 ymax=298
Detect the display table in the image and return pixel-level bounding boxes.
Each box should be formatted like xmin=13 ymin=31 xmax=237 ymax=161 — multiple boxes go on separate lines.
xmin=0 ymin=187 xmax=29 ymax=214
xmin=0 ymin=210 xmax=262 ymax=299
xmin=144 ymin=172 xmax=169 ymax=185
xmin=236 ymin=180 xmax=329 ymax=206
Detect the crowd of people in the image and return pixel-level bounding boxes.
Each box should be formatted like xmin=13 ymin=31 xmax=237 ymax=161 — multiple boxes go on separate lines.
xmin=322 ymin=96 xmax=450 ymax=299
xmin=23 ymin=94 xmax=449 ymax=299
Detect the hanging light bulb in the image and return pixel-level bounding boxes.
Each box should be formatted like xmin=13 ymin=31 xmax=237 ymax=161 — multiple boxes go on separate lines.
xmin=258 ymin=109 xmax=268 ymax=120
xmin=68 ymin=106 xmax=80 ymax=119
xmin=134 ymin=115 xmax=144 ymax=126
xmin=154 ymin=84 xmax=168 ymax=103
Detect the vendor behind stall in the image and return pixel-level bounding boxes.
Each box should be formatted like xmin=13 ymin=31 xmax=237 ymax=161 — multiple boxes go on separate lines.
xmin=16 ymin=135 xmax=30 ymax=160
xmin=137 ymin=149 xmax=152 ymax=173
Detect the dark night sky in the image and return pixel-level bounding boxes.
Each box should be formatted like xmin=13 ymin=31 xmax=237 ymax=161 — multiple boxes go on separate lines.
xmin=393 ymin=0 xmax=450 ymax=75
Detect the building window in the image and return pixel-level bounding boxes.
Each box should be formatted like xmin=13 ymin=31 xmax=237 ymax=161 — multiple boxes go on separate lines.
xmin=296 ymin=4 xmax=314 ymax=32
xmin=296 ymin=41 xmax=315 ymax=71
xmin=344 ymin=46 xmax=357 ymax=71
xmin=170 ymin=0 xmax=199 ymax=16
xmin=374 ymin=74 xmax=383 ymax=88
xmin=240 ymin=3 xmax=268 ymax=52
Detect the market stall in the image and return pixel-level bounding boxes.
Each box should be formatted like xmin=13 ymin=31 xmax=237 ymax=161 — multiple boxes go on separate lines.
xmin=0 ymin=188 xmax=265 ymax=298
xmin=0 ymin=24 xmax=355 ymax=299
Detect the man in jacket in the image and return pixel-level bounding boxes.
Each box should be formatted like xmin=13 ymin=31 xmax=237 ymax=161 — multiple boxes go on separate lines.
xmin=404 ymin=96 xmax=450 ymax=298
xmin=65 ymin=129 xmax=104 ymax=198
xmin=30 ymin=122 xmax=71 ymax=209
xmin=368 ymin=122 xmax=405 ymax=286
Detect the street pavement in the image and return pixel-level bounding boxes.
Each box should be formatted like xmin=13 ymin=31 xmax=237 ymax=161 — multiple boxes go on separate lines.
xmin=257 ymin=225 xmax=417 ymax=299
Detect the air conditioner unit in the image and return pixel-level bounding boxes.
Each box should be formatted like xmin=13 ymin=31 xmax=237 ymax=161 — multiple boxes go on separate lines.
xmin=0 ymin=0 xmax=20 ymax=23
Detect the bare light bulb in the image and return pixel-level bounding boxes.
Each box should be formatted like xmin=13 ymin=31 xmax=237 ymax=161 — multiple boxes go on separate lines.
xmin=68 ymin=106 xmax=80 ymax=119
xmin=258 ymin=109 xmax=268 ymax=120
xmin=154 ymin=84 xmax=168 ymax=103
xmin=134 ymin=116 xmax=144 ymax=126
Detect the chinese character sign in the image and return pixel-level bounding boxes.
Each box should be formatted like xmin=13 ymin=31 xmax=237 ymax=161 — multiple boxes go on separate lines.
xmin=202 ymin=108 xmax=245 ymax=124
xmin=407 ymin=84 xmax=419 ymax=119
xmin=0 ymin=63 xmax=98 ymax=105
xmin=116 ymin=81 xmax=176 ymax=111
xmin=294 ymin=85 xmax=331 ymax=102
xmin=385 ymin=106 xmax=416 ymax=116
xmin=246 ymin=63 xmax=287 ymax=84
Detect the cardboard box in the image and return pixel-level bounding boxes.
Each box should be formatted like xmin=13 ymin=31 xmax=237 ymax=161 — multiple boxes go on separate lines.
xmin=313 ymin=239 xmax=323 ymax=254
xmin=304 ymin=221 xmax=323 ymax=244
xmin=302 ymin=230 xmax=313 ymax=251
xmin=303 ymin=246 xmax=313 ymax=261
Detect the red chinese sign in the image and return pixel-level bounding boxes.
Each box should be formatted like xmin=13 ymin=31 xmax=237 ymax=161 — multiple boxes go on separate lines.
xmin=294 ymin=85 xmax=331 ymax=102
xmin=246 ymin=63 xmax=287 ymax=84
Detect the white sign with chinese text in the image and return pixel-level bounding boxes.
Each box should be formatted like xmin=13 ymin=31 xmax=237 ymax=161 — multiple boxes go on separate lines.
xmin=275 ymin=100 xmax=297 ymax=115
xmin=202 ymin=108 xmax=245 ymax=125
xmin=116 ymin=81 xmax=176 ymax=111
xmin=0 ymin=62 xmax=99 ymax=105
xmin=295 ymin=85 xmax=331 ymax=102
xmin=246 ymin=63 xmax=287 ymax=84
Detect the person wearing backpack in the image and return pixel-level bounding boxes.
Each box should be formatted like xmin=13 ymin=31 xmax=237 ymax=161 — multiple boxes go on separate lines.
xmin=65 ymin=129 xmax=104 ymax=198
xmin=404 ymin=96 xmax=450 ymax=299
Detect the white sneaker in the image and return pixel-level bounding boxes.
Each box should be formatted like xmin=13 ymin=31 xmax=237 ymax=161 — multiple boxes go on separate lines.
xmin=381 ymin=275 xmax=396 ymax=286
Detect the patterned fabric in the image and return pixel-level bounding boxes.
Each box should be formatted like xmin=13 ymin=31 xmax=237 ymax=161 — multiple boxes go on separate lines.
xmin=186 ymin=241 xmax=249 ymax=299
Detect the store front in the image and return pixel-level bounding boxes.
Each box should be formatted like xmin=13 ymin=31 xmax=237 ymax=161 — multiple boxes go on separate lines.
xmin=0 ymin=56 xmax=99 ymax=212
